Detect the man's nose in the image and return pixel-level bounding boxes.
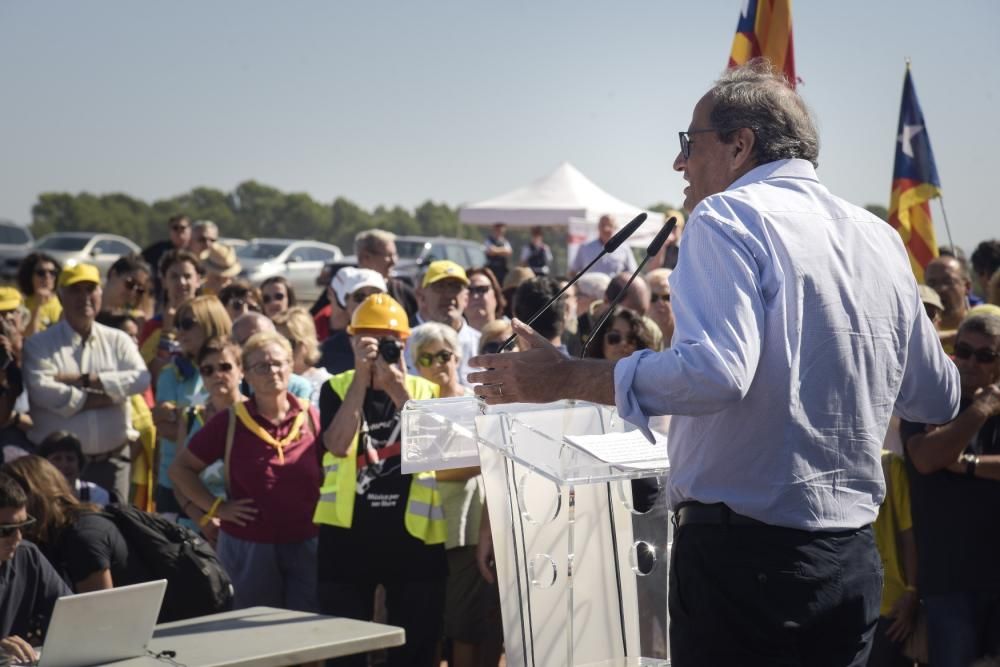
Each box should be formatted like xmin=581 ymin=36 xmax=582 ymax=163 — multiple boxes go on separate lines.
xmin=673 ymin=152 xmax=686 ymax=172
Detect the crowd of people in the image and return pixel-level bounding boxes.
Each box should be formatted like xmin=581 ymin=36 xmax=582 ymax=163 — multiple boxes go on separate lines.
xmin=0 ymin=192 xmax=995 ymax=666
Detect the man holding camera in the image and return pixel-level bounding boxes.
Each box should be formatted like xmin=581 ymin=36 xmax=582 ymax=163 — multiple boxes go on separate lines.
xmin=315 ymin=293 xmax=447 ymax=667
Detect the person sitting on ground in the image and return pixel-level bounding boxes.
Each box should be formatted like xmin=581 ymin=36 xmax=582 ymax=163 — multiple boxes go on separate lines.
xmin=36 ymin=432 xmax=110 ymax=506
xmin=408 ymin=322 xmax=502 ymax=667
xmin=260 ymin=276 xmax=296 ymax=320
xmin=316 ymin=294 xmax=446 ymax=667
xmin=0 ymin=472 xmax=71 ymax=664
xmin=2 ymin=456 xmax=146 ymax=593
xmin=463 ymin=267 xmax=506 ymax=333
xmin=16 ymin=252 xmax=61 ymax=337
xmin=170 ymin=331 xmax=321 ymax=612
xmin=273 ymin=306 xmax=331 ymax=404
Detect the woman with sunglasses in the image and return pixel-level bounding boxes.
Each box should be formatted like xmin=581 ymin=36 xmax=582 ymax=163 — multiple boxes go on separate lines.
xmin=170 ymin=331 xmax=321 ymax=613
xmin=260 ymin=276 xmax=296 ymax=319
xmin=173 ymin=337 xmax=245 ymax=545
xmin=102 ymin=254 xmax=152 ymax=321
xmin=218 ymin=280 xmax=262 ymax=323
xmin=585 ymin=306 xmax=661 ymax=361
xmin=464 ymin=267 xmax=506 ymax=332
xmin=153 ymin=296 xmax=231 ymax=521
xmin=408 ymin=322 xmax=502 ymax=667
xmin=273 ymin=306 xmax=331 ymax=404
xmin=1 ymin=456 xmax=145 ymax=593
xmin=645 ymin=268 xmax=674 ymax=347
xmin=16 ymin=252 xmax=61 ymax=337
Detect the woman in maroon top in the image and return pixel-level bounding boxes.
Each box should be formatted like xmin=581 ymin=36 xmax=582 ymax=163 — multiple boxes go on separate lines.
xmin=169 ymin=331 xmax=321 ymax=612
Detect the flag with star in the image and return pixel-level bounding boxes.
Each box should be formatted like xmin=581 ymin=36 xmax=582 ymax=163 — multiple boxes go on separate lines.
xmin=728 ymin=0 xmax=796 ymax=87
xmin=888 ymin=65 xmax=942 ymax=281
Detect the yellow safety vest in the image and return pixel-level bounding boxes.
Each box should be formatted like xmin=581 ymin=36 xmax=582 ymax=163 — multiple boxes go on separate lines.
xmin=313 ymin=370 xmax=446 ymax=545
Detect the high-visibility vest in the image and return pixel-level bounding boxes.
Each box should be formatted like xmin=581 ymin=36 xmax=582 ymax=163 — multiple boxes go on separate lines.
xmin=313 ymin=370 xmax=446 ymax=545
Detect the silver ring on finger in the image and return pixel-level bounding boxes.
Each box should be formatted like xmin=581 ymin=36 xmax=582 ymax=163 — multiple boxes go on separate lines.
xmin=497 ymin=384 xmax=503 ymax=397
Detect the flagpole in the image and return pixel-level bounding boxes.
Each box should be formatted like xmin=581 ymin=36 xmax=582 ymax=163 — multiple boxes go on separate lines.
xmin=936 ymin=195 xmax=958 ymax=253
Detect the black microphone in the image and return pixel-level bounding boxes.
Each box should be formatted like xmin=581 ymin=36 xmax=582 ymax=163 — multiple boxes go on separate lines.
xmin=497 ymin=212 xmax=648 ymax=352
xmin=579 ymin=216 xmax=677 ymax=358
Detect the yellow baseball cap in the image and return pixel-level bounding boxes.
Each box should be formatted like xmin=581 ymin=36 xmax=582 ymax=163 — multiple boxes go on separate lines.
xmin=58 ymin=262 xmax=101 ymax=288
xmin=0 ymin=287 xmax=23 ymax=311
xmin=422 ymin=260 xmax=469 ymax=288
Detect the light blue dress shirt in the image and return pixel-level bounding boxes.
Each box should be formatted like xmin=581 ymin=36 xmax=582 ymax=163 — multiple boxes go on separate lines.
xmin=614 ymin=159 xmax=960 ymax=530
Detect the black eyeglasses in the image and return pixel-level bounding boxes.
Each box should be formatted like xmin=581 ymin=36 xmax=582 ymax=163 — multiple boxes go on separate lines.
xmin=678 ymin=128 xmax=716 ymax=159
xmin=417 ymin=350 xmax=455 ymax=367
xmin=650 ymin=293 xmax=670 ymax=304
xmin=263 ymin=293 xmax=286 ymax=304
xmin=35 ymin=268 xmax=58 ymax=278
xmin=0 ymin=516 xmax=35 ymax=538
xmin=468 ymin=285 xmax=491 ymax=297
xmin=200 ymin=362 xmax=235 ymax=376
xmin=124 ymin=277 xmax=146 ymax=294
xmin=954 ymin=342 xmax=1000 ymax=364
xmin=177 ymin=317 xmax=199 ymax=332
xmin=605 ymin=331 xmax=632 ymax=346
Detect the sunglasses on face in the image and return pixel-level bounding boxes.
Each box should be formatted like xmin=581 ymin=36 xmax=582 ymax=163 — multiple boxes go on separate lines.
xmin=650 ymin=293 xmax=670 ymax=304
xmin=468 ymin=285 xmax=491 ymax=297
xmin=605 ymin=331 xmax=632 ymax=346
xmin=35 ymin=268 xmax=58 ymax=278
xmin=0 ymin=516 xmax=35 ymax=538
xmin=177 ymin=317 xmax=199 ymax=332
xmin=123 ymin=277 xmax=146 ymax=294
xmin=417 ymin=350 xmax=455 ymax=367
xmin=263 ymin=293 xmax=286 ymax=304
xmin=954 ymin=342 xmax=1000 ymax=364
xmin=200 ymin=362 xmax=235 ymax=377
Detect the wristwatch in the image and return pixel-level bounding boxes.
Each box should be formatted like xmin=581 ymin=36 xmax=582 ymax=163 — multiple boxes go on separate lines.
xmin=961 ymin=452 xmax=980 ymax=478
xmin=81 ymin=373 xmax=90 ymax=389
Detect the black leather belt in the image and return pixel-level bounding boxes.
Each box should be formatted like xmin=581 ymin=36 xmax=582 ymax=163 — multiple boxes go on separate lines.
xmin=673 ymin=502 xmax=770 ymax=528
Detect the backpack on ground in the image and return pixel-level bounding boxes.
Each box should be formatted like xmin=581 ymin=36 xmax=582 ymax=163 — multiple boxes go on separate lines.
xmin=103 ymin=503 xmax=234 ymax=622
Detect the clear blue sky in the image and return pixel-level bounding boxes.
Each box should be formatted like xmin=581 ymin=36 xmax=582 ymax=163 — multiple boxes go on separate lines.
xmin=1 ymin=1 xmax=996 ymax=253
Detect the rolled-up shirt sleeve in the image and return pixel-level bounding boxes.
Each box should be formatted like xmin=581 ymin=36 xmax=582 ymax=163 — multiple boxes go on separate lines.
xmin=97 ymin=331 xmax=151 ymax=402
xmin=24 ymin=338 xmax=88 ymax=418
xmin=615 ymin=211 xmax=765 ymax=436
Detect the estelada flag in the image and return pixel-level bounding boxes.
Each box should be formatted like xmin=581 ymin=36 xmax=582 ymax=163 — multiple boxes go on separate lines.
xmin=888 ymin=66 xmax=942 ymax=281
xmin=729 ymin=0 xmax=796 ymax=87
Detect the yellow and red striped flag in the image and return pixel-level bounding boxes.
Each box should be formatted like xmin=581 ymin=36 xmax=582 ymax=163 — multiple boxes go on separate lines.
xmin=888 ymin=65 xmax=942 ymax=281
xmin=729 ymin=0 xmax=797 ymax=87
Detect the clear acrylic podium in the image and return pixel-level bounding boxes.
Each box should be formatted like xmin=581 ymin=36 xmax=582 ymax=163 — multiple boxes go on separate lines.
xmin=401 ymin=396 xmax=671 ymax=667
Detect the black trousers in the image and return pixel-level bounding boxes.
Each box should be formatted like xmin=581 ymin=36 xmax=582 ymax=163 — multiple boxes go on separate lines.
xmin=319 ymin=578 xmax=445 ymax=667
xmin=669 ymin=520 xmax=882 ymax=667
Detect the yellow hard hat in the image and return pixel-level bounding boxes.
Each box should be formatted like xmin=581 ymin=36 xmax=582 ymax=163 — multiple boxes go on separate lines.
xmin=348 ymin=293 xmax=411 ymax=339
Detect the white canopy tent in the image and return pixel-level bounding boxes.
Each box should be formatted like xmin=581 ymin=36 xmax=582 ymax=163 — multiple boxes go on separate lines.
xmin=458 ymin=162 xmax=665 ymax=253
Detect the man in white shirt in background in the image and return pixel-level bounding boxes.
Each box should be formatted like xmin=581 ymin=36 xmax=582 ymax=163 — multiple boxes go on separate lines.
xmin=410 ymin=261 xmax=480 ymax=388
xmin=24 ymin=263 xmax=150 ymax=502
xmin=470 ymin=60 xmax=960 ymax=666
xmin=569 ymin=214 xmax=638 ymax=277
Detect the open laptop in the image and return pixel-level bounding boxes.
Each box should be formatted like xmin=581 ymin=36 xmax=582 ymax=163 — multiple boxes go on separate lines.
xmin=19 ymin=579 xmax=167 ymax=667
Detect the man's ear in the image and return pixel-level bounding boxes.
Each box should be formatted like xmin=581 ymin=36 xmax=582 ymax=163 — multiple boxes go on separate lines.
xmin=729 ymin=127 xmax=757 ymax=170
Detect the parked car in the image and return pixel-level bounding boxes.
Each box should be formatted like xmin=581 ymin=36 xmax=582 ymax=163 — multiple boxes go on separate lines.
xmin=237 ymin=238 xmax=343 ymax=303
xmin=392 ymin=236 xmax=487 ymax=285
xmin=2 ymin=232 xmax=141 ymax=281
xmin=0 ymin=221 xmax=34 ymax=281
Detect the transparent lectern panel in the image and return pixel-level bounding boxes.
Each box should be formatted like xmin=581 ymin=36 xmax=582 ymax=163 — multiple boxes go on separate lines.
xmin=400 ymin=396 xmax=481 ymax=473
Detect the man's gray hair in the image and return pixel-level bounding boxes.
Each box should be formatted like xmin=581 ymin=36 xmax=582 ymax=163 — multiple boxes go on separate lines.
xmin=958 ymin=313 xmax=1000 ymax=345
xmin=576 ymin=273 xmax=612 ymax=301
xmin=408 ymin=321 xmax=461 ymax=361
xmin=355 ymin=229 xmax=396 ymax=257
xmin=709 ymin=58 xmax=819 ymax=167
xmin=192 ymin=220 xmax=218 ymax=235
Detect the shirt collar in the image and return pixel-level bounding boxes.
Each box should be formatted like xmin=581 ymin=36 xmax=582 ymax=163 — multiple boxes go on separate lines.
xmin=57 ymin=318 xmax=97 ymax=346
xmin=245 ymin=393 xmax=304 ymax=426
xmin=726 ymin=158 xmax=819 ymax=192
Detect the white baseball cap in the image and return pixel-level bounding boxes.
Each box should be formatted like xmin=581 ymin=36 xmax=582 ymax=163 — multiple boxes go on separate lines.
xmin=331 ymin=267 xmax=387 ymax=308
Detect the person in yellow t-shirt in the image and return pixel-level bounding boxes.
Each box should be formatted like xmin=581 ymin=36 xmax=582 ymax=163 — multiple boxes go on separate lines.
xmin=17 ymin=253 xmax=62 ymax=336
xmin=870 ymin=447 xmax=921 ymax=666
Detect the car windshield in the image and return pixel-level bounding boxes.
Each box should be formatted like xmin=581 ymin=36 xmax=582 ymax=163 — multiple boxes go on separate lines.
xmin=395 ymin=240 xmax=429 ymax=260
xmin=0 ymin=226 xmax=30 ymax=245
xmin=37 ymin=235 xmax=88 ymax=251
xmin=237 ymin=242 xmax=288 ymax=260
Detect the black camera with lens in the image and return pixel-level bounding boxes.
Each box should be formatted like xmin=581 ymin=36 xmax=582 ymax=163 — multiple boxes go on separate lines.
xmin=378 ymin=338 xmax=403 ymax=364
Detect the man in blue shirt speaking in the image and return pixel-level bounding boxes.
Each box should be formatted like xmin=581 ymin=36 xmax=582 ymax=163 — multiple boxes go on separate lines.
xmin=470 ymin=59 xmax=960 ymax=666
